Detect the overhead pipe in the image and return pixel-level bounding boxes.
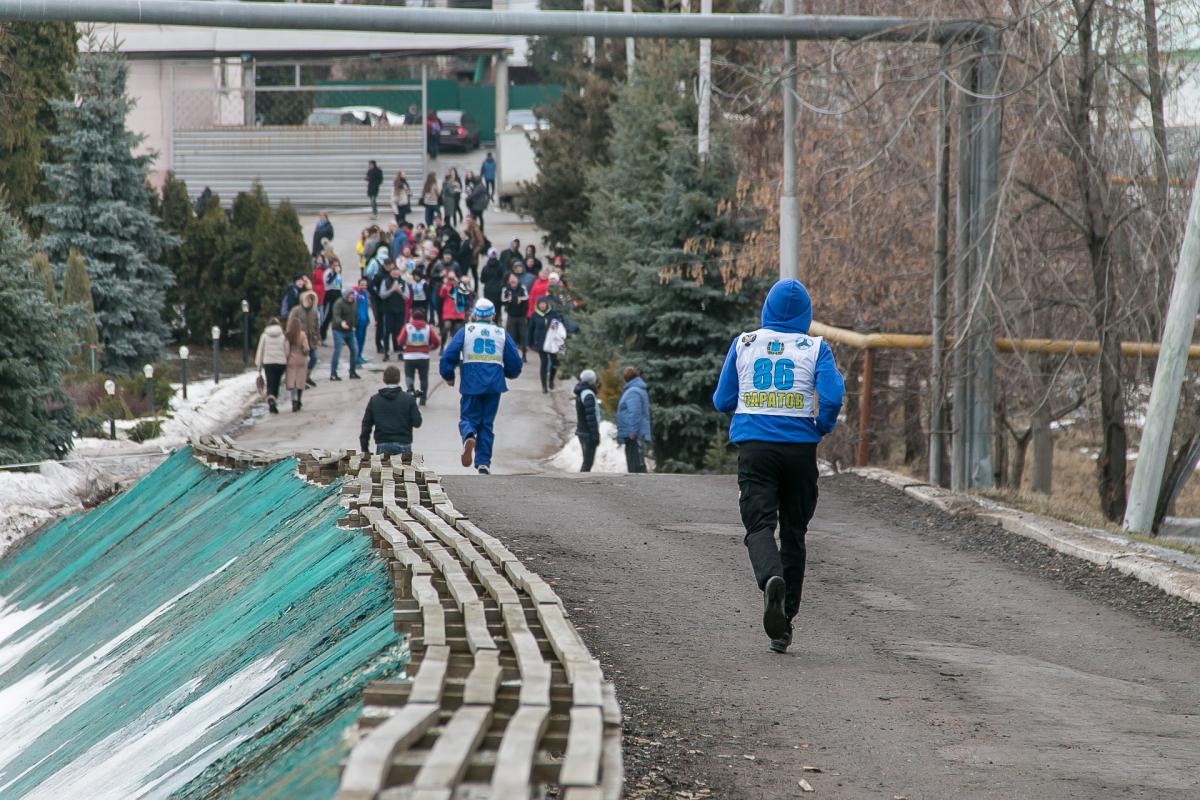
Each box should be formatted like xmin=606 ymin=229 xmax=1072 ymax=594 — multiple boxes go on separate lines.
xmin=0 ymin=0 xmax=994 ymax=44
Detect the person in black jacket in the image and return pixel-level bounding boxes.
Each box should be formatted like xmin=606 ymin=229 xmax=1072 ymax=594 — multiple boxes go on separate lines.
xmin=361 ymin=365 xmax=422 ymax=456
xmin=480 ymin=248 xmax=505 ymax=310
xmin=378 ymin=265 xmax=408 ymax=361
xmin=574 ymin=369 xmax=601 ymax=472
xmin=311 ymin=212 xmax=334 ymax=257
xmin=366 ymin=161 xmax=384 ymax=218
xmin=501 ymin=274 xmax=530 ymax=360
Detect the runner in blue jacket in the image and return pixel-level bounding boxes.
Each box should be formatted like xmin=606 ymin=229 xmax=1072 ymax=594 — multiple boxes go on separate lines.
xmin=439 ymin=298 xmax=523 ymax=474
xmin=712 ymin=278 xmax=845 ymax=653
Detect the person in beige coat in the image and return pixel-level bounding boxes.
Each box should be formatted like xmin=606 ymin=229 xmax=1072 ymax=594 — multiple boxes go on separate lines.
xmin=287 ymin=290 xmax=321 ymax=387
xmin=255 ymin=318 xmax=289 ymax=414
xmin=285 ymin=311 xmax=310 ymax=412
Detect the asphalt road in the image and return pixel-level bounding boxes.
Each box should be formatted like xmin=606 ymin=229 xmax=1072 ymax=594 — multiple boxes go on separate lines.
xmin=444 ymin=472 xmax=1200 ymax=800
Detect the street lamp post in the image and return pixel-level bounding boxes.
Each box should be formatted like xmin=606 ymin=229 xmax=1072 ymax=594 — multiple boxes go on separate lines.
xmin=104 ymin=379 xmax=117 ymax=439
xmin=212 ymin=326 xmax=222 ymax=384
xmin=241 ymin=299 xmax=250 ymax=367
xmin=143 ymin=364 xmax=155 ymax=416
xmin=179 ymin=346 xmax=190 ymax=399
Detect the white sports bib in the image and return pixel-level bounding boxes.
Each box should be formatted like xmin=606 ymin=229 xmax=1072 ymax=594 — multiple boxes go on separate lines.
xmin=403 ymin=323 xmax=431 ymax=360
xmin=463 ymin=323 xmax=505 ymax=365
xmin=734 ymin=329 xmax=820 ymax=417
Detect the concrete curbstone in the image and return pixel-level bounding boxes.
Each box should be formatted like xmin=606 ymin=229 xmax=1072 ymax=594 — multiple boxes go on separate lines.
xmin=849 ymin=466 xmax=1200 ymax=606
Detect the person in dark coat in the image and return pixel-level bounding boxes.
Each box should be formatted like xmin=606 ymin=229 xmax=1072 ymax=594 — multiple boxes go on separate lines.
xmin=366 ymin=160 xmax=384 ymax=218
xmin=311 ymin=212 xmax=334 ymax=257
xmin=466 ymin=176 xmax=490 ymax=230
xmin=574 ymin=369 xmax=601 ymax=472
xmin=501 ymin=273 xmax=530 ymax=359
xmin=480 ymin=248 xmax=505 ymax=310
xmin=360 ymin=365 xmax=422 ymax=457
xmin=526 ymin=298 xmax=561 ymax=391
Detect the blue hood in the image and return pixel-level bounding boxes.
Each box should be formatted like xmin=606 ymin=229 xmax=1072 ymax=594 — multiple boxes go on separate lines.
xmin=760 ymin=279 xmax=812 ymax=334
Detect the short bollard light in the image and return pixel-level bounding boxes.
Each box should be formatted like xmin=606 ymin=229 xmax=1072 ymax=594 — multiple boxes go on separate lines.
xmin=179 ymin=345 xmax=190 ymax=400
xmin=212 ymin=326 xmax=222 ymax=384
xmin=104 ymin=379 xmax=117 ymax=439
xmin=143 ymin=364 xmax=155 ymax=416
xmin=241 ymin=299 xmax=251 ymax=367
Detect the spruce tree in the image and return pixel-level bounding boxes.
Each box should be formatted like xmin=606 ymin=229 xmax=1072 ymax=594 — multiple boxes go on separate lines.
xmin=35 ymin=46 xmax=175 ymax=374
xmin=176 ymin=193 xmax=229 ymax=341
xmin=31 ymin=251 xmax=57 ymax=304
xmin=568 ymin=48 xmax=763 ymax=472
xmin=61 ymin=248 xmax=99 ymax=364
xmin=0 ymin=200 xmax=76 ymax=462
xmin=0 ymin=22 xmax=77 ymax=228
xmin=246 ymin=200 xmax=309 ymax=332
xmin=159 ymin=171 xmax=194 ymax=335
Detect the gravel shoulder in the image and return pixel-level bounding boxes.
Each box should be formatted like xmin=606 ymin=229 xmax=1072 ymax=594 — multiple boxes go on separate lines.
xmin=445 ymin=472 xmax=1200 ymax=800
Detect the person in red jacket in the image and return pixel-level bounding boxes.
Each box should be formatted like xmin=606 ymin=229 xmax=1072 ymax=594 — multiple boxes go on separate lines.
xmin=438 ymin=271 xmax=468 ymax=348
xmin=526 ymin=270 xmax=550 ymax=319
xmin=395 ymin=307 xmax=441 ymax=405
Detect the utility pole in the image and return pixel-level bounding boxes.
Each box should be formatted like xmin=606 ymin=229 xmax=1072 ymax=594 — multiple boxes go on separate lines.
xmin=624 ymin=0 xmax=635 ymax=81
xmin=779 ymin=0 xmax=799 ymax=280
xmin=928 ymin=59 xmax=951 ymax=487
xmin=1124 ymin=161 xmax=1200 ymax=534
xmin=697 ymin=0 xmax=711 ymax=159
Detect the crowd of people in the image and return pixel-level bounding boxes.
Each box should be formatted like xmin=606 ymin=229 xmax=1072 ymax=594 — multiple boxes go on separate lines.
xmin=252 ymin=163 xmax=658 ymax=475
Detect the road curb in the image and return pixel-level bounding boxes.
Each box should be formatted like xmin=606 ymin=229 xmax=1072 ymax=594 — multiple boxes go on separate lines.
xmin=847 ymin=467 xmax=1200 ymax=606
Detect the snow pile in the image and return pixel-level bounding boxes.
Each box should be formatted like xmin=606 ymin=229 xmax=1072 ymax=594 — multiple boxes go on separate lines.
xmin=549 ymin=420 xmax=632 ymax=473
xmin=0 ymin=373 xmax=259 ymax=555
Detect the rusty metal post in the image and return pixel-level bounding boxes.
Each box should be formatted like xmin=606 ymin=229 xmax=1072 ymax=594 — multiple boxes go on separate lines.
xmin=856 ymin=348 xmax=875 ymax=467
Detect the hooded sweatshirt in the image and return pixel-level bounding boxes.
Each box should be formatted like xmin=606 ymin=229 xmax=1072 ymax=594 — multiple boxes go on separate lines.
xmin=360 ymin=385 xmax=422 ymax=451
xmin=712 ymin=279 xmax=845 ymax=444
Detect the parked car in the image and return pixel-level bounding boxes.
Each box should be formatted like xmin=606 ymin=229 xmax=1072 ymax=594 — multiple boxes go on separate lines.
xmin=506 ymin=108 xmax=549 ymax=131
xmin=306 ymin=106 xmax=406 ymax=127
xmin=437 ymin=110 xmax=481 ymax=151
xmin=338 ymin=105 xmax=408 ymax=126
xmin=306 ymin=107 xmax=370 ymax=126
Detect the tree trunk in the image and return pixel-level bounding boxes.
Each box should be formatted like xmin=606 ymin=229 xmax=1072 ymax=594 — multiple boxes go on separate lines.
xmin=1142 ymin=0 xmax=1174 ymax=318
xmin=993 ymin=393 xmax=1009 ymax=488
xmin=1032 ymin=397 xmax=1053 ymax=494
xmin=1073 ymin=2 xmax=1129 ymax=521
xmin=903 ymin=361 xmax=923 ymax=465
xmin=1010 ymin=427 xmax=1032 ymax=490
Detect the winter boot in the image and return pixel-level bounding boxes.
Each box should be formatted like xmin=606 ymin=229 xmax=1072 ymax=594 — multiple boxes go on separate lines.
xmin=268 ymin=398 xmax=278 ymax=414
xmin=762 ymin=576 xmax=787 ymax=640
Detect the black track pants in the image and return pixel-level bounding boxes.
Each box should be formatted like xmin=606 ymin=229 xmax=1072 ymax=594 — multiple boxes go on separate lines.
xmin=737 ymin=440 xmax=819 ymax=619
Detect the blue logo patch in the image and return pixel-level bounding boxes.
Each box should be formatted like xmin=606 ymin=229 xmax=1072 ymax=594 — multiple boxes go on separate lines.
xmin=796 ymin=337 xmax=812 ymax=349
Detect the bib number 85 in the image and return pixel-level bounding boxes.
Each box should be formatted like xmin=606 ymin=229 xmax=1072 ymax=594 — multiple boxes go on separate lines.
xmin=752 ymin=358 xmax=795 ymax=390
xmin=473 ymin=338 xmax=497 ymax=355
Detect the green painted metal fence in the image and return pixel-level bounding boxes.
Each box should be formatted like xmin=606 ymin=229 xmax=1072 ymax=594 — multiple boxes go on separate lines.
xmin=0 ymin=449 xmax=403 ymax=799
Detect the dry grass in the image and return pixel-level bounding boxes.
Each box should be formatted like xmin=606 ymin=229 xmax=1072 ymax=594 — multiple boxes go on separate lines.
xmin=875 ymin=413 xmax=1200 ymax=554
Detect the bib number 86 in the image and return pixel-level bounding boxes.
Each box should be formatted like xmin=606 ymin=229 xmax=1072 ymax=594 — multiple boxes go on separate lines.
xmin=752 ymin=358 xmax=795 ymax=390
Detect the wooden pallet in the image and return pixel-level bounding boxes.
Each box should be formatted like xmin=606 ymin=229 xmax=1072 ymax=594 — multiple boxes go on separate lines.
xmin=285 ymin=450 xmax=624 ymax=800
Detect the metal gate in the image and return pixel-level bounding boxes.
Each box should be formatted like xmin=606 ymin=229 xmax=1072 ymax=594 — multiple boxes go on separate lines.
xmin=172 ymin=126 xmax=425 ymax=209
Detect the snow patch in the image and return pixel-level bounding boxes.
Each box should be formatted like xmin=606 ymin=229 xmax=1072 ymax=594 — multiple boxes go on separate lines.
xmin=0 ymin=373 xmax=258 ymax=556
xmin=549 ymin=420 xmax=635 ymax=473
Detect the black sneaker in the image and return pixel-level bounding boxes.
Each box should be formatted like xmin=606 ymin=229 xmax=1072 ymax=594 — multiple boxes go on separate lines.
xmin=349 ymin=372 xmax=362 ymax=380
xmin=477 ymin=464 xmax=490 ymax=475
xmin=305 ymin=378 xmax=317 ymax=388
xmin=769 ymin=624 xmax=793 ymax=654
xmin=267 ymin=398 xmax=278 ymax=414
xmin=762 ymin=576 xmax=787 ymax=640
xmin=330 ymin=374 xmax=342 ymax=381
xmin=460 ymin=436 xmax=476 ymax=467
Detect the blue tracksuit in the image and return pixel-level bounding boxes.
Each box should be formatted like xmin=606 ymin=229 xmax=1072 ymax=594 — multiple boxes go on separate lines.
xmin=439 ymin=322 xmax=523 ymax=466
xmin=712 ymin=280 xmax=844 ymax=442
